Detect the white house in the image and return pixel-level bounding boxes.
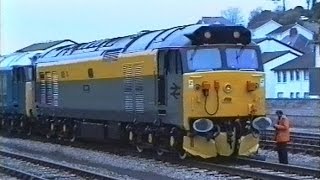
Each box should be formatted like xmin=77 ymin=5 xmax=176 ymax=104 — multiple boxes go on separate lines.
xmin=249 ymin=20 xmax=282 ymax=39
xmin=254 ymin=37 xmax=304 ymax=55
xmin=262 ymin=51 xmax=300 ymax=98
xmin=316 ymin=41 xmax=320 ymax=68
xmin=309 ymin=41 xmax=320 ymax=98
xmin=266 ymin=23 xmax=314 ymax=40
xmin=197 ymin=17 xmax=235 ymax=26
xmin=271 ymin=53 xmax=314 ymax=99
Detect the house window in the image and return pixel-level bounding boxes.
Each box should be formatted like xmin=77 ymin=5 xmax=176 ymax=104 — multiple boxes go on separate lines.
xmin=295 ymin=70 xmax=300 ymax=80
xmin=304 ymin=92 xmax=309 ymax=98
xmin=277 ymin=71 xmax=281 ymax=82
xmin=296 ymin=92 xmax=300 ymax=98
xmin=290 ymin=70 xmax=294 ymax=81
xmin=290 ymin=92 xmax=294 ymax=98
xmin=282 ymin=71 xmax=287 ymax=82
xmin=277 ymin=92 xmax=284 ymax=98
xmin=304 ymin=70 xmax=309 ymax=80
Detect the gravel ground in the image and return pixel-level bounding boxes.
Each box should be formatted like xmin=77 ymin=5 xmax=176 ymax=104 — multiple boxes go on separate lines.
xmin=0 ymin=136 xmax=318 ymax=180
xmin=0 ymin=174 xmax=17 ymax=180
xmin=0 ymin=155 xmax=88 ymax=180
xmin=0 ymin=137 xmax=235 ymax=180
xmin=259 ymin=149 xmax=320 ymax=169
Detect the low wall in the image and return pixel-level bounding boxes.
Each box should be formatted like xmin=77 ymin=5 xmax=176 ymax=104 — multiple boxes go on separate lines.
xmin=266 ymin=99 xmax=320 ymax=128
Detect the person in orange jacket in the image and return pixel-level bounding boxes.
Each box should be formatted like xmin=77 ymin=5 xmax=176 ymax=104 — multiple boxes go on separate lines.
xmin=274 ymin=110 xmax=291 ymax=164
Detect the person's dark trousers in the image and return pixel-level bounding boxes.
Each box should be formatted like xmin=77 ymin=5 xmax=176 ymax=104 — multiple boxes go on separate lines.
xmin=276 ymin=143 xmax=288 ymax=164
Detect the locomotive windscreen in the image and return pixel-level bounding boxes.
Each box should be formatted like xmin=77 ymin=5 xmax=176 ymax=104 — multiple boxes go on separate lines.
xmin=184 ymin=25 xmax=251 ymax=46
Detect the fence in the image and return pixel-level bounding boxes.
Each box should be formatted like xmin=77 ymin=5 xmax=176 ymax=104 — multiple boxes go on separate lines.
xmin=266 ymin=99 xmax=320 ymax=128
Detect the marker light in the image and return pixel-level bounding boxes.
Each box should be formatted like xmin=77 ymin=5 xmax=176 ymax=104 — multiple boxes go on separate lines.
xmin=233 ymin=31 xmax=240 ymax=39
xmin=204 ymin=31 xmax=212 ymax=39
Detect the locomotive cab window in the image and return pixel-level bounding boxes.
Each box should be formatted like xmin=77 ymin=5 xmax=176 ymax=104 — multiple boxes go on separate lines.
xmin=187 ymin=48 xmax=222 ymax=72
xmin=13 ymin=67 xmax=26 ymax=82
xmin=166 ymin=50 xmax=183 ymax=74
xmin=226 ymin=48 xmax=258 ymax=70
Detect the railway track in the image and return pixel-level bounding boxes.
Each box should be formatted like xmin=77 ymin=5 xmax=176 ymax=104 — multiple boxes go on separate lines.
xmin=1 ymin=132 xmax=319 ymax=180
xmin=261 ymin=130 xmax=320 ymax=143
xmin=260 ymin=130 xmax=320 ymax=155
xmin=183 ymin=157 xmax=320 ymax=180
xmin=0 ymin=150 xmax=119 ymax=180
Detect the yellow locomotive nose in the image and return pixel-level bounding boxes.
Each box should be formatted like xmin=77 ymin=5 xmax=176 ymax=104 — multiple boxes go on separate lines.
xmin=183 ymin=71 xmax=265 ymax=120
xmin=182 ymin=71 xmax=268 ymax=158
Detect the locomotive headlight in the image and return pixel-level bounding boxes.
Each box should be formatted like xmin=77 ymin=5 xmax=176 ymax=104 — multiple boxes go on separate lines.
xmin=193 ymin=118 xmax=214 ymax=133
xmin=223 ymin=83 xmax=232 ymax=93
xmin=204 ymin=31 xmax=212 ymax=39
xmin=233 ymin=31 xmax=240 ymax=39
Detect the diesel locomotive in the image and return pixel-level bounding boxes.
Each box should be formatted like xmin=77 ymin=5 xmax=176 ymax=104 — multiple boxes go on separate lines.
xmin=0 ymin=24 xmax=271 ymax=159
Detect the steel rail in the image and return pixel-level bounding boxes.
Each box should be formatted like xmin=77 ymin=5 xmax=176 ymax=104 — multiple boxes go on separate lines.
xmin=0 ymin=150 xmax=119 ymax=180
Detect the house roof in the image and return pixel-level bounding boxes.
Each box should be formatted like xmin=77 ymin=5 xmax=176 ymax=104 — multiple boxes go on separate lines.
xmin=248 ymin=19 xmax=271 ymax=29
xmin=254 ymin=37 xmax=304 ymax=54
xmin=301 ymin=21 xmax=320 ymax=34
xmin=261 ymin=51 xmax=291 ymax=64
xmin=281 ymin=34 xmax=312 ymax=53
xmin=197 ymin=17 xmax=234 ymax=26
xmin=272 ymin=53 xmax=314 ymax=71
xmin=266 ymin=24 xmax=295 ymax=36
xmin=16 ymin=39 xmax=76 ymax=52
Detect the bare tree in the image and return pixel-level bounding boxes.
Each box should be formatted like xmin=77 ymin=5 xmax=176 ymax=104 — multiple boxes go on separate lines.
xmin=270 ymin=0 xmax=286 ymax=11
xmin=307 ymin=0 xmax=311 ymax=9
xmin=307 ymin=0 xmax=319 ymax=9
xmin=221 ymin=7 xmax=244 ymax=25
xmin=311 ymin=0 xmax=318 ymax=8
xmin=249 ymin=7 xmax=263 ymax=22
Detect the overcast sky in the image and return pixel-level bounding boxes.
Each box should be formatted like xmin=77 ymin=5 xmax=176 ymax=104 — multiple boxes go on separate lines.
xmin=0 ymin=0 xmax=309 ymax=54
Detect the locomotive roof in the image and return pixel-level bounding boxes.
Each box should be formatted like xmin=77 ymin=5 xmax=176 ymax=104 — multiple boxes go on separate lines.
xmin=37 ymin=24 xmax=251 ymax=66
xmin=0 ymin=52 xmax=40 ymax=70
xmin=0 ymin=40 xmax=76 ymax=70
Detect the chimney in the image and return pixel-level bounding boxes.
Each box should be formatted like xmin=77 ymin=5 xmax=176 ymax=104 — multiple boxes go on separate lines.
xmin=289 ymin=28 xmax=298 ymax=37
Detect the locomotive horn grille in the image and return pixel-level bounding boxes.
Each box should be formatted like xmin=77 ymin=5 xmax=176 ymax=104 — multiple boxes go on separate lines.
xmin=252 ymin=117 xmax=272 ymax=130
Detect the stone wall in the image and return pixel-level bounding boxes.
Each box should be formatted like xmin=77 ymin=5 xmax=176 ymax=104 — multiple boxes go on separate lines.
xmin=266 ymin=99 xmax=320 ymax=128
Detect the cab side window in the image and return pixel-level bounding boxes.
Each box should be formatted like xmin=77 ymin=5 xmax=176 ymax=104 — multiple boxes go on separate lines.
xmin=166 ymin=50 xmax=183 ymax=74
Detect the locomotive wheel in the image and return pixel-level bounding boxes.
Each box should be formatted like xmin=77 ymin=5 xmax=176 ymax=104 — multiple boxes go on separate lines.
xmin=58 ymin=124 xmax=66 ymax=141
xmin=136 ymin=145 xmax=144 ymax=153
xmin=69 ymin=124 xmax=77 ymax=143
xmin=46 ymin=132 xmax=52 ymax=139
xmin=178 ymin=150 xmax=187 ymax=160
xmin=156 ymin=149 xmax=164 ymax=156
xmin=8 ymin=120 xmax=14 ymax=134
xmin=46 ymin=123 xmax=54 ymax=139
xmin=26 ymin=125 xmax=32 ymax=136
xmin=0 ymin=119 xmax=3 ymax=129
xmin=17 ymin=121 xmax=24 ymax=134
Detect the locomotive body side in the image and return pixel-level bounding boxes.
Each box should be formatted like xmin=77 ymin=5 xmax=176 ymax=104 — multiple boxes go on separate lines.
xmin=35 ymin=51 xmax=164 ymax=140
xmin=0 ymin=66 xmax=35 ymax=133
